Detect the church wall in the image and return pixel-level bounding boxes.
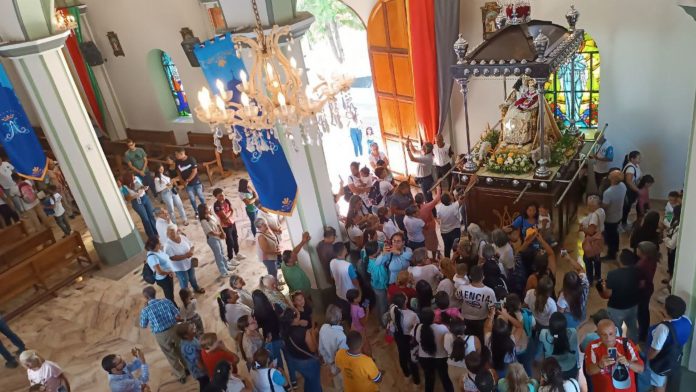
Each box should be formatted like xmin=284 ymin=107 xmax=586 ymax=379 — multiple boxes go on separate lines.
xmin=79 ymin=0 xmax=214 ymax=142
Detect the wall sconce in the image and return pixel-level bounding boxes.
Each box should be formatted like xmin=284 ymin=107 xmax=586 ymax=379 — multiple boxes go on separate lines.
xmin=106 ymin=31 xmax=125 ymax=57
xmin=180 ymin=28 xmax=201 ymax=67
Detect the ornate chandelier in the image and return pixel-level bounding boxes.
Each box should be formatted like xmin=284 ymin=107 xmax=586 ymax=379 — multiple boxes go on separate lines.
xmin=195 ymin=0 xmax=353 ymax=155
xmin=54 ymin=9 xmax=77 ymax=32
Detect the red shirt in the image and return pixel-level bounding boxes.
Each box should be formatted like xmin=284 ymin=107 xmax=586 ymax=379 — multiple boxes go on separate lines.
xmin=201 ymin=348 xmax=239 ymax=378
xmin=584 ymin=337 xmax=643 ymax=392
xmin=387 ymin=284 xmax=416 ymax=303
xmin=213 ymin=199 xmax=234 ymax=227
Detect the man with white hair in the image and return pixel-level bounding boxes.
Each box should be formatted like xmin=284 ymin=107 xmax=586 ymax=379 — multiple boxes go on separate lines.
xmin=164 ymin=224 xmax=204 ymax=294
xmin=581 ymin=194 xmax=606 ymax=283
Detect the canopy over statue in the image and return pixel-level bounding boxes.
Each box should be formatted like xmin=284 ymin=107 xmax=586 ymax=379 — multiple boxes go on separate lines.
xmin=447 ymin=8 xmax=601 ymax=243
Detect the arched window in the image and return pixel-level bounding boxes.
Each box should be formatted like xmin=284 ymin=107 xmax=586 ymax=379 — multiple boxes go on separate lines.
xmin=161 ymin=52 xmax=191 ymax=117
xmin=545 ymin=33 xmax=599 ymax=131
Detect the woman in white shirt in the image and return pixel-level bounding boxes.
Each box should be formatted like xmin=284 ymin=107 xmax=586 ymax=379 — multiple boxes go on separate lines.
xmin=436 ymin=193 xmax=462 ymax=258
xmin=538 ymin=357 xmax=581 ymax=392
xmin=368 ymin=143 xmax=389 ymax=169
xmin=155 ymin=164 xmax=188 ymax=225
xmin=390 ymin=293 xmax=421 ymax=385
xmin=217 ymin=289 xmax=252 ymax=338
xmin=524 ymin=276 xmax=557 ymax=328
xmin=444 ymin=319 xmax=480 ymax=392
xmin=404 ymin=205 xmax=426 ymax=250
xmin=415 ymin=308 xmax=454 ymax=392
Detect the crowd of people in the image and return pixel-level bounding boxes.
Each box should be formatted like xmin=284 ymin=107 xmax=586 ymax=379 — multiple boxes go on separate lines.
xmin=0 ymin=135 xmax=693 ymax=392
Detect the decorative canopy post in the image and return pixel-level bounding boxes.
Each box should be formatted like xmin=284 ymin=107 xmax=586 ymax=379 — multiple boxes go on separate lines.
xmin=454 ymin=34 xmax=477 ymax=172
xmin=457 ymin=77 xmax=477 ymax=172
xmin=535 ymin=77 xmax=550 ymax=178
xmin=566 ymin=5 xmax=581 ymax=136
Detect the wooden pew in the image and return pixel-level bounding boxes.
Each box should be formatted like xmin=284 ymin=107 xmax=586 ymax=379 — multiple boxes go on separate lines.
xmin=0 ymin=228 xmax=56 ymax=272
xmin=151 ymin=145 xmax=227 ymax=186
xmin=0 ymin=232 xmax=97 ymax=321
xmin=126 ymin=128 xmax=179 ymax=145
xmin=187 ymin=131 xmax=242 ymax=170
xmin=0 ymin=222 xmax=30 ymax=249
xmin=101 ymin=140 xmax=130 ymax=173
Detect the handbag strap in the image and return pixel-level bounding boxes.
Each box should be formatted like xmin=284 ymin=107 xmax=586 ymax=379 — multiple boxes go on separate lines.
xmin=267 ymin=368 xmax=276 ymax=392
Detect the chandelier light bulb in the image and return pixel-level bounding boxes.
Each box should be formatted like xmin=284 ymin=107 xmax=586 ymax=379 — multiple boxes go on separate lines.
xmin=290 ymin=57 xmax=297 ymax=69
xmin=215 ymin=79 xmax=227 ymax=100
xmin=198 ymin=88 xmax=211 ymax=117
xmin=277 ymin=92 xmax=286 ymax=107
xmin=266 ymin=62 xmax=274 ymax=80
xmin=241 ymin=92 xmax=250 ymax=107
xmin=240 ymin=70 xmax=248 ymax=90
xmin=215 ymin=96 xmax=226 ymax=118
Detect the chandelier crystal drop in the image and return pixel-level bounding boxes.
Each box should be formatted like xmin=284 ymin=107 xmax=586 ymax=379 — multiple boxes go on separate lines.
xmin=194 ymin=0 xmax=353 ymax=155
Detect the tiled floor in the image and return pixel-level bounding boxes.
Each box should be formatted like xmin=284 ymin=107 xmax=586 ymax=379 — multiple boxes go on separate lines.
xmin=0 ymin=170 xmax=672 ymax=391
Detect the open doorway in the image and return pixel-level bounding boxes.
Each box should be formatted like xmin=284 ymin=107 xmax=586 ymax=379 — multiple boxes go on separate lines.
xmin=297 ymin=0 xmax=381 ymax=195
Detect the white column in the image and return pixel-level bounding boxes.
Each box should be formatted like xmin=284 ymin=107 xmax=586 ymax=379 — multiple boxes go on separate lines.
xmin=0 ymin=32 xmax=143 ymax=264
xmin=675 ymin=90 xmax=696 ymax=371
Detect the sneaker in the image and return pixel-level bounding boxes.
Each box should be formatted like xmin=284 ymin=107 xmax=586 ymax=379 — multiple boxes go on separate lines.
xmin=227 ymin=259 xmax=240 ymax=267
xmin=5 ymin=360 xmax=18 ymax=369
xmin=178 ymin=375 xmax=187 ymax=384
xmin=194 ymin=288 xmax=206 ymax=294
xmin=661 ymin=278 xmax=670 ymax=284
xmin=235 ymin=254 xmax=246 ymax=260
xmin=183 ymin=221 xmax=190 ymax=226
xmin=221 ymin=272 xmax=231 ymax=278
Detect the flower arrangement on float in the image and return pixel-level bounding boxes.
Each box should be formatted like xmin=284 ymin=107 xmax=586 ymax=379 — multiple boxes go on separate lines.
xmin=486 ymin=150 xmax=534 ymax=174
xmin=470 ymin=127 xmax=500 ymax=165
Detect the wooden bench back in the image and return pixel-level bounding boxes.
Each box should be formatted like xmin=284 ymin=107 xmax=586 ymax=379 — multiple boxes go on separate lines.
xmin=187 ymin=131 xmax=234 ymax=149
xmin=0 ymin=232 xmax=94 ymax=316
xmin=0 ymin=228 xmax=56 ymax=271
xmin=0 ymin=223 xmax=30 ymax=248
xmin=127 ymin=128 xmax=179 ymax=145
xmin=0 ymin=261 xmax=40 ymax=305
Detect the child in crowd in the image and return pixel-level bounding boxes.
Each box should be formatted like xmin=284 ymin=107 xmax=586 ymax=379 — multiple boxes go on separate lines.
xmin=176 ymin=322 xmax=209 ymax=389
xmin=200 ymin=333 xmax=240 ymax=380
xmin=45 ymin=184 xmax=72 ymax=237
xmin=179 ymin=288 xmax=204 ymax=336
xmin=347 ymin=288 xmax=371 ymax=355
xmin=291 ymin=291 xmax=312 ymax=327
xmin=636 ymin=174 xmax=655 ymax=222
xmin=250 ymin=348 xmax=287 ymax=391
xmin=434 ymin=290 xmax=462 ymax=324
xmin=663 ymin=190 xmax=682 ymax=227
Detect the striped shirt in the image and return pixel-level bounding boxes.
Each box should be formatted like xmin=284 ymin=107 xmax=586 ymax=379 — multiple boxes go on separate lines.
xmin=139 ymin=299 xmax=179 ymax=333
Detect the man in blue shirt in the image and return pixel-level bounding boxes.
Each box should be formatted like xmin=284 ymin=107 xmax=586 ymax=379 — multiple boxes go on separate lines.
xmin=647 ymin=295 xmax=693 ymax=392
xmin=376 ymin=232 xmax=413 ymax=284
xmin=139 ymin=286 xmax=187 ymax=384
xmin=102 ymin=348 xmax=150 ymax=392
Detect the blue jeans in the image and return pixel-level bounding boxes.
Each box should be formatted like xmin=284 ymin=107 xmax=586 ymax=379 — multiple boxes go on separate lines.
xmin=246 ymin=209 xmax=258 ymax=237
xmin=54 ymin=214 xmax=71 ymax=235
xmin=608 ymin=305 xmax=638 ymax=342
xmin=161 ymin=188 xmax=187 ymax=224
xmin=136 ymin=172 xmax=157 ymax=198
xmin=131 ymin=196 xmax=157 ymax=238
xmin=207 ymin=236 xmax=229 ymax=275
xmin=350 ymin=127 xmax=363 ymax=156
xmin=374 ymin=288 xmax=388 ymax=327
xmin=186 ymin=182 xmax=206 ymax=213
xmin=263 ymin=260 xmax=278 ymax=278
xmin=287 ymin=354 xmax=322 ymax=392
xmin=175 ymin=268 xmax=201 ymax=291
xmin=0 ymin=315 xmax=25 ymax=363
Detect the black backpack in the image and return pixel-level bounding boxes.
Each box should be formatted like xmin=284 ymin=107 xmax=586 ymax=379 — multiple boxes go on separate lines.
xmin=650 ymin=322 xmax=682 ymax=376
xmin=368 ymin=180 xmax=392 ymax=207
xmin=142 ymin=252 xmax=156 ymax=284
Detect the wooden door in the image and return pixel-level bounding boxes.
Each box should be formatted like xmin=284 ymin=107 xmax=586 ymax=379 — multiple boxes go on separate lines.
xmin=367 ymin=0 xmax=418 ymax=179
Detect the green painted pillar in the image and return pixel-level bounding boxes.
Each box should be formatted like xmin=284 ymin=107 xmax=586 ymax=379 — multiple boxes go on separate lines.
xmin=0 ymin=2 xmax=143 ymax=264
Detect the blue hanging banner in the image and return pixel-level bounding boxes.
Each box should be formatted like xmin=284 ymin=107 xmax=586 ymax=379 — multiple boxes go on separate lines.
xmin=194 ymin=33 xmax=298 ymax=216
xmin=0 ymin=64 xmax=48 ymax=180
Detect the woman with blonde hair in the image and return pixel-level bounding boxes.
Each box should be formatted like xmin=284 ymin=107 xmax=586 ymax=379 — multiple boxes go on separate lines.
xmin=19 ymin=350 xmax=70 ymax=392
xmin=436 ymin=257 xmax=458 ymax=305
xmin=497 ymin=362 xmax=538 ymax=392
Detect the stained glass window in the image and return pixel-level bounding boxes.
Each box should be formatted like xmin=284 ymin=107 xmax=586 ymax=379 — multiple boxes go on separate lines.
xmin=545 ymin=33 xmax=599 ymax=131
xmin=161 ymin=52 xmax=191 ymax=117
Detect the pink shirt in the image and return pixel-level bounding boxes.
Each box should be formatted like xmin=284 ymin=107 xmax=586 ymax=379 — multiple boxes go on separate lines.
xmin=434 ymin=307 xmax=462 ymax=324
xmin=351 ymin=304 xmax=366 ymax=332
xmin=638 ymin=187 xmax=650 ymax=211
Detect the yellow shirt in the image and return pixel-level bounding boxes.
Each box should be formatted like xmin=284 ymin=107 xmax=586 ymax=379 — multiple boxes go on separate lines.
xmin=335 ymin=349 xmax=382 ymax=392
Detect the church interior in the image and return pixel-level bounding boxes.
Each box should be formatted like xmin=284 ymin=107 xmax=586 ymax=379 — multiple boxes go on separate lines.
xmin=1 ymin=0 xmax=696 ymax=391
